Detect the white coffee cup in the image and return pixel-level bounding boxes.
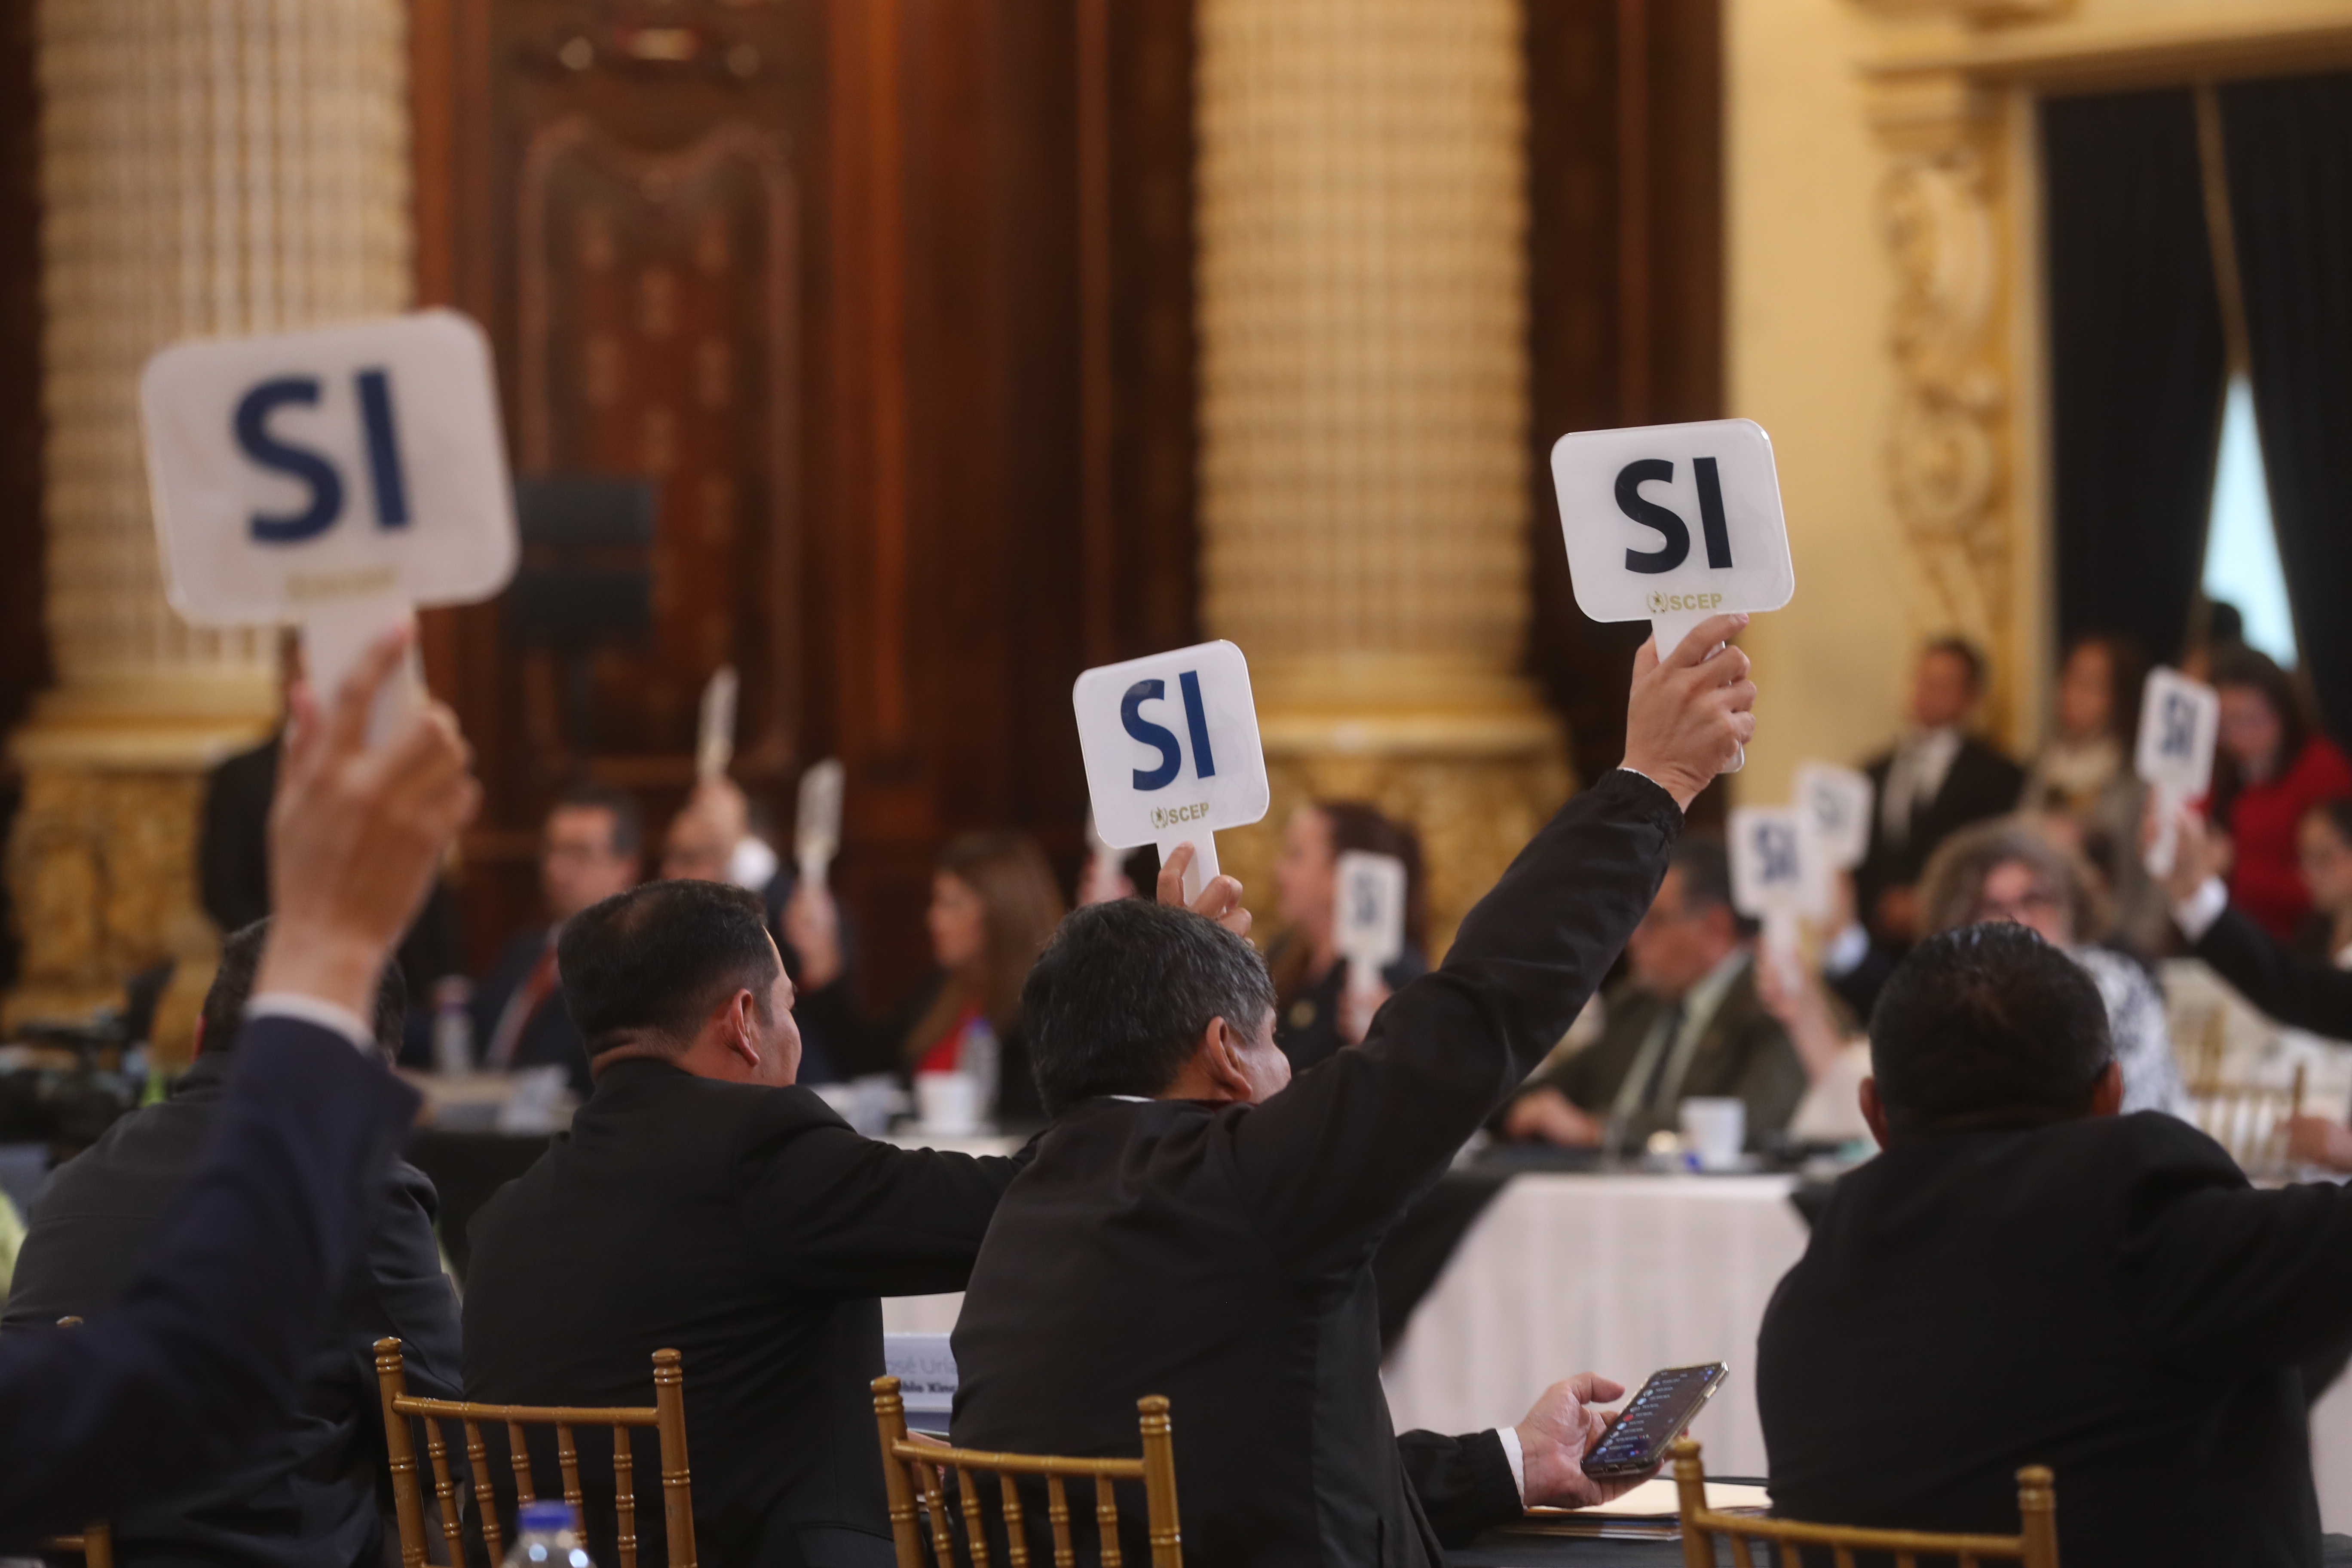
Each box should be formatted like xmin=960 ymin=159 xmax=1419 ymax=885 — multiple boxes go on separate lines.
xmin=1678 ymin=1097 xmax=1747 ymax=1171
xmin=915 ymin=1071 xmax=983 ymax=1137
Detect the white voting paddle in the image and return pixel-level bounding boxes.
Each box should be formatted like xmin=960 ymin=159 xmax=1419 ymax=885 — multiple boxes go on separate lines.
xmin=1335 ymin=850 xmax=1408 ymax=1004
xmin=140 ymin=309 xmax=517 ymax=739
xmin=2135 ymin=667 xmax=2220 ymax=879
xmin=1551 ymin=419 xmax=1795 ymax=772
xmin=697 ymin=665 xmax=740 ymax=783
xmin=1793 ymin=762 xmax=1875 ymax=873
xmin=796 ymin=758 xmax=846 ymax=888
xmin=1730 ymin=805 xmax=1826 ymax=991
xmin=1072 ymin=640 xmax=1270 ymax=905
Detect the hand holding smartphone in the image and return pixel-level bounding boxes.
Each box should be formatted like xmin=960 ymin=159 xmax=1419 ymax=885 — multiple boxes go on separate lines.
xmin=1580 ymin=1362 xmax=1730 ymax=1479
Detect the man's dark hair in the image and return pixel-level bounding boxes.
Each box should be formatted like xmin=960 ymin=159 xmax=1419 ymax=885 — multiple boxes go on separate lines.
xmin=202 ymin=918 xmax=405 ymax=1056
xmin=1667 ymin=836 xmax=1756 ymax=940
xmin=1022 ymin=899 xmax=1278 ymax=1116
xmin=551 ymin=780 xmax=644 ymax=859
xmin=557 ymin=879 xmax=778 ymax=1054
xmin=1923 ymin=635 xmax=1988 ymax=694
xmin=1868 ymin=923 xmax=2112 ymax=1138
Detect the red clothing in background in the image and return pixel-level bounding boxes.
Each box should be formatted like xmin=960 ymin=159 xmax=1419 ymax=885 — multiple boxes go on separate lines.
xmin=2225 ymin=735 xmax=2352 ymax=939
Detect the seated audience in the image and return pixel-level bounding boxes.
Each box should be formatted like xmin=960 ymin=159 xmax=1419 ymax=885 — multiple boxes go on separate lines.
xmin=2020 ymin=633 xmax=2166 ymax=950
xmin=0 ymin=627 xmax=463 ymax=1545
xmin=949 ymin=616 xmax=1756 ymax=1565
xmin=1757 ymin=922 xmax=2352 ymax=1565
xmin=1498 ymin=837 xmax=1806 ymax=1152
xmin=1918 ymin=818 xmax=2184 ymax=1115
xmin=1266 ymin=800 xmax=1430 ymax=1073
xmin=789 ymin=831 xmax=1064 ymax=1124
xmin=3 ymin=917 xmax=463 ymax=1568
xmin=463 ymin=879 xmax=1030 ymax=1568
xmin=1855 ymin=637 xmax=2025 ymax=949
xmin=2296 ymin=797 xmax=2352 ymax=967
xmin=2210 ymin=646 xmax=2352 ymax=940
xmin=474 ymin=781 xmax=643 ymax=1095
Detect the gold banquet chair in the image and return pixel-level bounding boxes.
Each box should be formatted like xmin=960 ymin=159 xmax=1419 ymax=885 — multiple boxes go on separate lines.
xmin=870 ymin=1375 xmax=1181 ymax=1568
xmin=372 ymin=1336 xmax=698 ymax=1568
xmin=1672 ymin=1439 xmax=2058 ymax=1568
xmin=41 ymin=1317 xmax=114 ymax=1568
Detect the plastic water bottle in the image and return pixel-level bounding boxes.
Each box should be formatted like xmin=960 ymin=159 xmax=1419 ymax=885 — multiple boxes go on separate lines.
xmin=960 ymin=1016 xmax=1000 ymax=1124
xmin=504 ymin=1501 xmax=592 ymax=1568
xmin=432 ymin=977 xmax=475 ymax=1077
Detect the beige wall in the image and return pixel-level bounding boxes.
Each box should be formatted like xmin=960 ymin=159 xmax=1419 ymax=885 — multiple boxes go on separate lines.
xmin=1724 ymin=0 xmax=2352 ymax=807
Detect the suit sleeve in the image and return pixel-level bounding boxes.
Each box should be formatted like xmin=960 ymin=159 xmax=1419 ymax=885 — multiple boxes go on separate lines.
xmin=737 ymin=1109 xmax=1032 ymax=1297
xmin=0 ymin=1018 xmax=418 ymax=1547
xmin=2123 ymin=1115 xmax=2352 ymax=1368
xmin=1227 ymin=769 xmax=1681 ymax=1271
xmin=2193 ymin=905 xmax=2352 ymax=1040
xmin=1397 ymin=1429 xmax=1522 ymax=1547
xmin=359 ymin=1167 xmax=465 ymax=1403
xmin=1728 ymin=1015 xmax=1810 ymax=1141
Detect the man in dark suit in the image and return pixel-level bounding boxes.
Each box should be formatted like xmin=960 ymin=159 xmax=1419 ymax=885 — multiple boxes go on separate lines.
xmin=463 ymin=878 xmax=1027 ymax=1568
xmin=0 ymin=625 xmax=474 ymax=1547
xmin=949 ymin=616 xmax=1758 ymax=1567
xmin=1757 ymin=922 xmax=2352 ymax=1566
xmin=1855 ymin=638 xmax=2025 ymax=949
xmin=1498 ymin=836 xmax=1806 ymax=1152
xmin=4 ymin=916 xmax=463 ymax=1568
xmin=472 ymin=781 xmax=644 ymax=1095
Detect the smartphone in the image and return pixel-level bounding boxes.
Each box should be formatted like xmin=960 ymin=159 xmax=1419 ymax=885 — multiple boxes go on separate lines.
xmin=1580 ymin=1362 xmax=1730 ymax=1478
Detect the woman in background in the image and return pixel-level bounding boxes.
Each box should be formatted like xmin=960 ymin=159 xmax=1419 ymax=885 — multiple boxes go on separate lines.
xmin=790 ymin=830 xmax=1066 ymax=1124
xmin=1265 ymin=800 xmax=1429 ymax=1074
xmin=2021 ymin=634 xmax=2163 ymax=951
xmin=2296 ymin=798 xmax=2352 ymax=969
xmin=2210 ymin=646 xmax=2352 ymax=941
xmin=1920 ymin=818 xmax=2185 ymax=1116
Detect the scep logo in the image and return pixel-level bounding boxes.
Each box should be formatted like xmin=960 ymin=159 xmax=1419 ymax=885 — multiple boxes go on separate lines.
xmin=141 ymin=309 xmax=516 ymax=625
xmin=1073 ymin=640 xmax=1269 ymax=856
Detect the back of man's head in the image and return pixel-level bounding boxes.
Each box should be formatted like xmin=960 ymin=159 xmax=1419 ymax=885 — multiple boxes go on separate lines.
xmin=202 ymin=918 xmax=405 ymax=1056
xmin=1868 ymin=923 xmax=2112 ymax=1138
xmin=1023 ymin=898 xmax=1277 ymax=1116
xmin=557 ymin=880 xmax=779 ymax=1056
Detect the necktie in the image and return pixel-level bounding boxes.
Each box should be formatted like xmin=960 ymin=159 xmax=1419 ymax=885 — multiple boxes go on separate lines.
xmin=487 ymin=941 xmax=560 ymax=1070
xmin=1638 ymin=999 xmax=1688 ymax=1110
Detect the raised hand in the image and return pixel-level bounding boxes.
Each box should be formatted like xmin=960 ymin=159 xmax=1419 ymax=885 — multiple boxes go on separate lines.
xmin=1622 ymin=612 xmax=1757 ymax=809
xmin=1156 ymin=842 xmax=1252 ymax=940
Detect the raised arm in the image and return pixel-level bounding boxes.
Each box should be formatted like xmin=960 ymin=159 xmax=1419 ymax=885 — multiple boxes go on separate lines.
xmin=1229 ymin=616 xmax=1756 ymax=1268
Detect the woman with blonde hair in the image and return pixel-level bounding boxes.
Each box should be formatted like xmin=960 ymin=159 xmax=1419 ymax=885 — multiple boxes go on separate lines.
xmin=1918 ymin=818 xmax=2184 ymax=1116
xmin=791 ymin=830 xmax=1067 ymax=1124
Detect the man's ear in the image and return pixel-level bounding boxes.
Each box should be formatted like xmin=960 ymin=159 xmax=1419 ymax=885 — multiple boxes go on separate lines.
xmin=2088 ymin=1060 xmax=2125 ymax=1118
xmin=720 ymin=989 xmax=761 ymax=1069
xmin=1197 ymin=1016 xmax=1256 ymax=1102
xmin=1859 ymin=1076 xmax=1891 ymax=1148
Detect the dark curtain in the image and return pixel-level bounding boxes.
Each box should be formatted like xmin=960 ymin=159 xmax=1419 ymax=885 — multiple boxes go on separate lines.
xmin=2043 ymin=89 xmax=2228 ymax=667
xmin=2221 ymin=70 xmax=2352 ymax=746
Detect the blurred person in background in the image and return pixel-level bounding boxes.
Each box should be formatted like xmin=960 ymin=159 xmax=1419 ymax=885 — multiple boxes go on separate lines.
xmin=2294 ymin=799 xmax=2352 ymax=968
xmin=473 ymin=782 xmax=643 ymax=1096
xmin=790 ymin=831 xmax=1065 ymax=1126
xmin=1920 ymin=818 xmax=2184 ymax=1116
xmin=1855 ymin=638 xmax=2027 ymax=950
xmin=2021 ymin=633 xmax=2166 ymax=951
xmin=2209 ymin=646 xmax=2352 ymax=941
xmin=1265 ymin=801 xmax=1430 ymax=1074
xmin=1498 ymin=836 xmax=1805 ymax=1152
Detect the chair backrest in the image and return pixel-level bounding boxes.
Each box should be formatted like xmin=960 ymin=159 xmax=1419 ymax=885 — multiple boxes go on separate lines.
xmin=1672 ymin=1439 xmax=2057 ymax=1568
xmin=372 ymin=1336 xmax=697 ymax=1568
xmin=41 ymin=1316 xmax=114 ymax=1568
xmin=870 ymin=1375 xmax=1181 ymax=1568
xmin=2186 ymin=1059 xmax=2304 ymax=1175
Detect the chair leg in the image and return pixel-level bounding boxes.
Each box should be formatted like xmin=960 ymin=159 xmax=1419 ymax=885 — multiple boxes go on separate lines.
xmin=1672 ymin=1438 xmax=1714 ymax=1568
xmin=652 ymin=1349 xmax=699 ymax=1568
xmin=374 ymin=1338 xmax=431 ymax=1568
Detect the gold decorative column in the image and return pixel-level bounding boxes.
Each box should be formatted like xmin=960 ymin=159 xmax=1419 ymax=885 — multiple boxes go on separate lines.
xmin=8 ymin=0 xmax=411 ymax=1033
xmin=1196 ymin=0 xmax=1566 ymax=955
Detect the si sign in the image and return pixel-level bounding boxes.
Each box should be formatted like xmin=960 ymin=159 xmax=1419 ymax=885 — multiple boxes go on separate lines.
xmin=1073 ymin=641 xmax=1269 ymax=897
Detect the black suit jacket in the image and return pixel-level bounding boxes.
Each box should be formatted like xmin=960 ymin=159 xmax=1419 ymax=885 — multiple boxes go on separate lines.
xmin=1512 ymin=957 xmax=1806 ymax=1148
xmin=472 ymin=926 xmax=595 ymax=1096
xmin=950 ymin=769 xmax=1682 ymax=1568
xmin=0 ymin=1017 xmax=420 ymax=1547
xmin=1855 ymin=736 xmax=2025 ymax=941
xmin=3 ymin=1051 xmax=463 ymax=1568
xmin=462 ymin=1059 xmax=1028 ymax=1568
xmin=1758 ymin=1112 xmax=2352 ymax=1568
xmin=2193 ymin=903 xmax=2352 ymax=1041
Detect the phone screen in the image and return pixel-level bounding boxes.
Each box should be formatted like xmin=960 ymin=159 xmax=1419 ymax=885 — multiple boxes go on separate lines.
xmin=1581 ymin=1363 xmax=1728 ymax=1476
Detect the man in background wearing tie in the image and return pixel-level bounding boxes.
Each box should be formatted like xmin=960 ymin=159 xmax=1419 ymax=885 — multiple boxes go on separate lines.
xmin=1856 ymin=638 xmax=2025 ymax=950
xmin=472 ymin=782 xmax=643 ymax=1094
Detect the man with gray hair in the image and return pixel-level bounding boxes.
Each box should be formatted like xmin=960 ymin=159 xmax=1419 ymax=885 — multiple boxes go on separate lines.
xmin=949 ymin=614 xmax=1759 ymax=1566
